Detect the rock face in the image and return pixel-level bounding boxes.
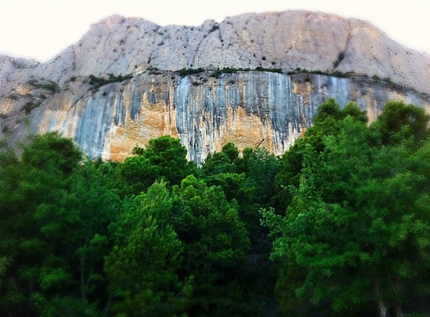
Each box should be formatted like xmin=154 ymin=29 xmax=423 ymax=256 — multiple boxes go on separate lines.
xmin=1 ymin=10 xmax=430 ymax=162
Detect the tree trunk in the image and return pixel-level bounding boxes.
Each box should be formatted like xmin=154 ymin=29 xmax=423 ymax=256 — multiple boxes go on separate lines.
xmin=80 ymin=254 xmax=85 ymax=300
xmin=373 ymin=276 xmax=387 ymax=317
xmin=390 ymin=275 xmax=403 ymax=317
xmin=80 ymin=238 xmax=90 ymax=301
xmin=393 ymin=302 xmax=403 ymax=317
xmin=103 ymin=293 xmax=112 ymax=317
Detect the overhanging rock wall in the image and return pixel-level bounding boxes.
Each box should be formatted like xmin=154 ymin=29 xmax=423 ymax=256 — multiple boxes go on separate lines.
xmin=20 ymin=71 xmax=430 ymax=164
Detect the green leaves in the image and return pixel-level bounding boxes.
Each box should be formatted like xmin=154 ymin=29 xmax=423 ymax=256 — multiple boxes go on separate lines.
xmin=369 ymin=101 xmax=430 ymax=146
xmin=105 ymin=181 xmax=187 ymax=317
xmin=265 ymin=101 xmax=430 ymax=316
xmin=172 ymin=175 xmax=250 ymax=315
xmin=173 ymin=175 xmax=249 ymax=270
xmin=115 ymin=135 xmax=197 ymax=197
xmin=0 ymin=133 xmax=120 ymax=317
xmin=3 ymin=101 xmax=430 ymax=316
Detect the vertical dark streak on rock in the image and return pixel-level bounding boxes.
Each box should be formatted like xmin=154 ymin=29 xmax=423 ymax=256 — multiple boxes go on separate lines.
xmin=130 ymin=81 xmax=140 ymax=120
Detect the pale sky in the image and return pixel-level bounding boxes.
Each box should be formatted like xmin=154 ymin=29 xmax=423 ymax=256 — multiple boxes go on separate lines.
xmin=1 ymin=0 xmax=429 ymax=63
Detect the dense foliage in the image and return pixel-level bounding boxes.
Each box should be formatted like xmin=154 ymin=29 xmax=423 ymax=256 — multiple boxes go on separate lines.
xmin=1 ymin=99 xmax=430 ymax=317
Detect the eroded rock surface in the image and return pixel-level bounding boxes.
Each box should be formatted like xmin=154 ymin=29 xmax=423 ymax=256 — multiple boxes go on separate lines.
xmin=1 ymin=10 xmax=430 ymax=162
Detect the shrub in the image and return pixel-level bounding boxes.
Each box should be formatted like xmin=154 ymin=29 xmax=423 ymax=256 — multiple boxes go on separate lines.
xmin=21 ymin=101 xmax=42 ymax=114
xmin=333 ymin=51 xmax=346 ymax=68
xmin=27 ymin=79 xmax=60 ymax=93
xmin=178 ymin=68 xmax=204 ymax=77
xmin=88 ymin=73 xmax=132 ymax=89
xmin=210 ymin=66 xmax=282 ymax=78
xmin=383 ymin=77 xmax=392 ymax=83
xmin=209 ymin=24 xmax=219 ymax=33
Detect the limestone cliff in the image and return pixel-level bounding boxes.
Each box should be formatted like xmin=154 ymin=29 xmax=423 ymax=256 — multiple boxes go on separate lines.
xmin=1 ymin=10 xmax=430 ymax=162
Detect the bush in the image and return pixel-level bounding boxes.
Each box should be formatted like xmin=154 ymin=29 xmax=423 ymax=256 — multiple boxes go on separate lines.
xmin=27 ymin=79 xmax=60 ymax=93
xmin=383 ymin=77 xmax=392 ymax=83
xmin=211 ymin=67 xmax=282 ymax=78
xmin=88 ymin=73 xmax=132 ymax=89
xmin=209 ymin=24 xmax=219 ymax=33
xmin=178 ymin=68 xmax=204 ymax=77
xmin=21 ymin=101 xmax=42 ymax=114
xmin=254 ymin=67 xmax=283 ymax=73
xmin=333 ymin=51 xmax=346 ymax=68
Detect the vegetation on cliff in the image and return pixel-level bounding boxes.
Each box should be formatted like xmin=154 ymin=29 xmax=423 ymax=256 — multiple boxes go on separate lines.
xmin=88 ymin=73 xmax=133 ymax=89
xmin=1 ymin=99 xmax=430 ymax=317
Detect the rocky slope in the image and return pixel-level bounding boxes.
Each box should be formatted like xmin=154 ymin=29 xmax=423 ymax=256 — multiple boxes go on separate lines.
xmin=1 ymin=10 xmax=430 ymax=162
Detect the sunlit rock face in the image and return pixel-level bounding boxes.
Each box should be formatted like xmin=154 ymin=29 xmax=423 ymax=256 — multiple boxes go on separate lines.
xmin=1 ymin=10 xmax=430 ymax=162
xmin=8 ymin=71 xmax=427 ymax=164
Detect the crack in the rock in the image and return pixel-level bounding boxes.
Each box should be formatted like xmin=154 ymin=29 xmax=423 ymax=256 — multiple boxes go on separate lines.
xmin=335 ymin=19 xmax=353 ymax=71
xmin=192 ymin=27 xmax=207 ymax=68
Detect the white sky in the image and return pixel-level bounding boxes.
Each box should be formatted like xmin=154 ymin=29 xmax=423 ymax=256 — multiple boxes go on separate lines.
xmin=0 ymin=0 xmax=429 ymax=63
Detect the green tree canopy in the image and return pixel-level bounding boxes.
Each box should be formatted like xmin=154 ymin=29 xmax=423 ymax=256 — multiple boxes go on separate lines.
xmin=114 ymin=135 xmax=197 ymax=197
xmin=369 ymin=101 xmax=430 ymax=147
xmin=0 ymin=132 xmax=119 ymax=316
xmin=172 ymin=175 xmax=250 ymax=316
xmin=105 ymin=181 xmax=189 ymax=317
xmin=201 ymin=142 xmax=240 ymax=177
xmin=274 ymin=99 xmax=366 ymax=213
xmin=264 ymin=101 xmax=430 ymax=317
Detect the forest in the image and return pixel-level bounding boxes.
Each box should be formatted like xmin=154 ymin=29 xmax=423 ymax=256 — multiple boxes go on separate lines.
xmin=1 ymin=99 xmax=430 ymax=317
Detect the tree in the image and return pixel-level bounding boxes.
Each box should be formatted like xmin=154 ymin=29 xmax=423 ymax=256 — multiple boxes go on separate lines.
xmin=142 ymin=136 xmax=197 ymax=185
xmin=0 ymin=132 xmax=85 ymax=316
xmin=274 ymin=99 xmax=367 ymax=213
xmin=112 ymin=154 xmax=155 ymax=197
xmin=33 ymin=159 xmax=119 ymax=316
xmin=172 ymin=175 xmax=250 ymax=316
xmin=267 ymin=117 xmax=375 ymax=314
xmin=0 ymin=132 xmax=118 ymax=317
xmin=244 ymin=147 xmax=279 ymax=207
xmin=0 ymin=139 xmax=18 ymax=314
xmin=369 ymin=101 xmax=430 ymax=147
xmin=105 ymin=181 xmax=189 ymax=317
xmin=201 ymin=142 xmax=239 ymax=177
xmin=264 ymin=102 xmax=430 ymax=317
xmin=114 ymin=136 xmax=197 ymax=197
